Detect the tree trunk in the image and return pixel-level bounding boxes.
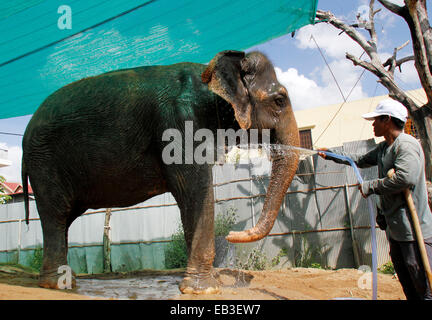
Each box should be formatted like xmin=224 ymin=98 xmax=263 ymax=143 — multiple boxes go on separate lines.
xmin=411 ymin=106 xmax=432 ymax=181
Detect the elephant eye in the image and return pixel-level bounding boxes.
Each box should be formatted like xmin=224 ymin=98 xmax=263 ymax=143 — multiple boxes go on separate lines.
xmin=274 ymin=96 xmax=286 ymax=108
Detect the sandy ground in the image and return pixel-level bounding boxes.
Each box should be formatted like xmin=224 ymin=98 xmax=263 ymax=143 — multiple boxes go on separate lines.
xmin=0 ymin=265 xmax=405 ymax=300
xmin=177 ymin=268 xmax=405 ymax=300
xmin=0 ymin=265 xmax=97 ymax=300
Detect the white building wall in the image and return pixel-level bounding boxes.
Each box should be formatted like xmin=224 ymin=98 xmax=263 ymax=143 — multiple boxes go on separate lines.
xmin=294 ymin=89 xmax=426 ymax=149
xmin=0 ymin=147 xmax=11 ymax=168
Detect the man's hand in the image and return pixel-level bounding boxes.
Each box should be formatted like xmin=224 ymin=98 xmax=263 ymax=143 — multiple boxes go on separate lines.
xmin=358 ymin=183 xmax=367 ymax=198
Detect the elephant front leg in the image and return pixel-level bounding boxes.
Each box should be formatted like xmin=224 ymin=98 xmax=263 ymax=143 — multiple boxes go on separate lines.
xmin=179 ymin=216 xmax=220 ymax=294
xmin=171 ymin=167 xmax=220 ymax=294
xmin=179 ymin=202 xmax=221 ymax=294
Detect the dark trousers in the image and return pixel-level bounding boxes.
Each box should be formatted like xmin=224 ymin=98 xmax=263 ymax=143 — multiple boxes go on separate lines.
xmin=389 ymin=237 xmax=432 ymax=300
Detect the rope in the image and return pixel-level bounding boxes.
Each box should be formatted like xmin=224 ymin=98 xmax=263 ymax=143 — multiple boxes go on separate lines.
xmin=0 ymin=131 xmax=23 ymax=137
xmin=310 ymin=35 xmax=346 ymax=101
xmin=309 ymin=34 xmax=367 ymax=147
xmin=314 ymin=67 xmax=366 ymax=147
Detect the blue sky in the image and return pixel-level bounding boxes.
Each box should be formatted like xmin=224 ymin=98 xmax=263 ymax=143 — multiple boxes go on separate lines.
xmin=0 ymin=0 xmax=428 ymax=182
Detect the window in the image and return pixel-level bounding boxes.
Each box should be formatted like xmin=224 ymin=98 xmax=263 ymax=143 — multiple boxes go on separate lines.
xmin=299 ymin=129 xmax=313 ymax=150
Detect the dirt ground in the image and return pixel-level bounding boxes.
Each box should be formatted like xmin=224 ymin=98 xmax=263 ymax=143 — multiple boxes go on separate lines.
xmin=0 ymin=265 xmax=97 ymax=300
xmin=0 ymin=265 xmax=405 ymax=300
xmin=177 ymin=268 xmax=405 ymax=300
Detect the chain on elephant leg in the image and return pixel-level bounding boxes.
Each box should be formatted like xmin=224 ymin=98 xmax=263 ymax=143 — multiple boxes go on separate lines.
xmin=179 ymin=263 xmax=221 ymax=294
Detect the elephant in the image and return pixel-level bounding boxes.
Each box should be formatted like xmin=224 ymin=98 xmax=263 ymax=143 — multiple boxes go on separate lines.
xmin=22 ymin=50 xmax=300 ymax=293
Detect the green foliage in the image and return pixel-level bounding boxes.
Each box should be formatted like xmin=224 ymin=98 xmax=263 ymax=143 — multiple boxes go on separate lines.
xmin=164 ymin=225 xmax=188 ymax=269
xmin=214 ymin=207 xmax=238 ymax=237
xmin=0 ymin=175 xmax=11 ymax=204
xmin=164 ymin=208 xmax=239 ymax=269
xmin=294 ymin=235 xmax=327 ymax=269
xmin=309 ymin=262 xmax=323 ymax=269
xmin=236 ymin=247 xmax=268 ymax=271
xmin=378 ymin=261 xmax=395 ymax=275
xmin=27 ymin=246 xmax=43 ymax=272
xmin=271 ymin=248 xmax=288 ymax=267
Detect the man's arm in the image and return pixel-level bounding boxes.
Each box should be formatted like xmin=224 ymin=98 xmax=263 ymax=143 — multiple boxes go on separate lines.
xmin=361 ymin=140 xmax=421 ymax=197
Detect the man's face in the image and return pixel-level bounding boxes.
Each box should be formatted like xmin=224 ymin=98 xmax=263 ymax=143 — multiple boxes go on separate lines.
xmin=372 ymin=116 xmax=390 ymax=137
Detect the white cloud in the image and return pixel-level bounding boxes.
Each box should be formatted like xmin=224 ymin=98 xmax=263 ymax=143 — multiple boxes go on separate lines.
xmin=0 ymin=145 xmax=22 ymax=183
xmin=295 ymin=23 xmax=364 ymax=60
xmin=275 ymin=67 xmax=321 ymax=110
xmin=276 ymin=63 xmax=367 ymax=111
xmin=276 ymin=23 xmax=368 ymax=110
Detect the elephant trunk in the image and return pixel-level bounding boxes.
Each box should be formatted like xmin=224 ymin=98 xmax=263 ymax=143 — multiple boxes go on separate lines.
xmin=225 ymin=115 xmax=300 ymax=243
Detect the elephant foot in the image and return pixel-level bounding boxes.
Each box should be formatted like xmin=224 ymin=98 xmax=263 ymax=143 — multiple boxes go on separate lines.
xmin=39 ymin=266 xmax=76 ymax=289
xmin=179 ymin=269 xmax=221 ymax=294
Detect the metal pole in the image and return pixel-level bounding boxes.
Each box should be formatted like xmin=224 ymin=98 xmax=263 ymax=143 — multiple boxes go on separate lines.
xmin=344 ymin=184 xmax=360 ymax=268
xmin=249 ymin=160 xmax=256 ymax=227
xmin=17 ymin=219 xmax=22 ymax=264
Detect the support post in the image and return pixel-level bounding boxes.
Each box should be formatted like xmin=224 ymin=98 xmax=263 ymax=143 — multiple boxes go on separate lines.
xmin=103 ymin=208 xmax=112 ymax=273
xmin=344 ymin=184 xmax=361 ymax=268
xmin=17 ymin=219 xmax=22 ymax=264
xmin=249 ymin=161 xmax=256 ymax=227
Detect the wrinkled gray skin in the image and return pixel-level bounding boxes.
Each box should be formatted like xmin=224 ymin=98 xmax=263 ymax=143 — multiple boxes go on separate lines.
xmin=22 ymin=50 xmax=300 ymax=293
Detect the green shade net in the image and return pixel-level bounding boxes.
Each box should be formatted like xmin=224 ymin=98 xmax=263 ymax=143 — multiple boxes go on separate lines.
xmin=0 ymin=0 xmax=317 ymax=119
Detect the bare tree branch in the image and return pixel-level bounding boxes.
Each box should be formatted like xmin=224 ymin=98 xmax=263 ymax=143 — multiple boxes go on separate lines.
xmin=383 ymin=55 xmax=415 ymax=71
xmin=367 ymin=0 xmax=379 ymax=49
xmin=316 ymin=10 xmax=378 ymax=62
xmin=382 ymin=41 xmax=414 ymax=75
xmin=316 ymin=5 xmax=421 ymax=115
xmin=378 ymin=0 xmax=407 ymax=16
xmin=346 ymin=53 xmax=377 ymax=74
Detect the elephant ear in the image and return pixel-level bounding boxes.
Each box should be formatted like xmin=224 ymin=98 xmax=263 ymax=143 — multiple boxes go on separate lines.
xmin=202 ymin=50 xmax=252 ymax=130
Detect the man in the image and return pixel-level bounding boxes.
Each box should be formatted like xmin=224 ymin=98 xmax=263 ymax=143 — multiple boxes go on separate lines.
xmin=318 ymin=98 xmax=432 ymax=300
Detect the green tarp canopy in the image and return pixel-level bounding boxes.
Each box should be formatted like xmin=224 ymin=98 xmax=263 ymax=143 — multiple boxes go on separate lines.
xmin=0 ymin=0 xmax=317 ymax=119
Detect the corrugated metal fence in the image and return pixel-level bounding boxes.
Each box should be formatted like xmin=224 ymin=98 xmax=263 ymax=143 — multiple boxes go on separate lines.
xmin=0 ymin=139 xmax=390 ymax=274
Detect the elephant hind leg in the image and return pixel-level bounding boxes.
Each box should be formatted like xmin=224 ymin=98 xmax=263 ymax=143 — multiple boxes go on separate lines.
xmin=37 ymin=201 xmax=82 ymax=289
xmin=38 ymin=216 xmax=71 ymax=289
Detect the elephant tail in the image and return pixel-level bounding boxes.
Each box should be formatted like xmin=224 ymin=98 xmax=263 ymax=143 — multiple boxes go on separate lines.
xmin=22 ymin=162 xmax=30 ymax=225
